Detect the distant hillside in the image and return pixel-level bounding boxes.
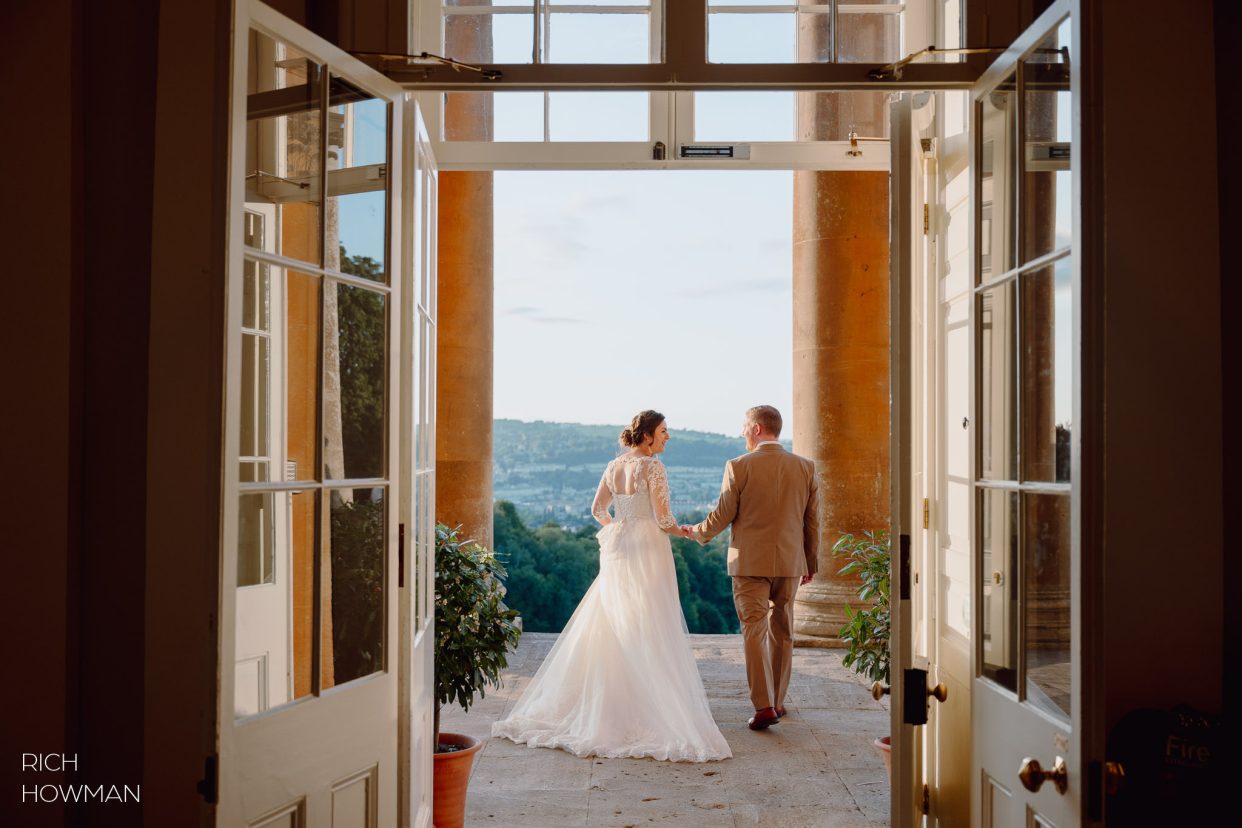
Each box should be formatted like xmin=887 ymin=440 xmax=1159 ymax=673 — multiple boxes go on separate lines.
xmin=493 ymin=419 xmax=788 ymax=528
xmin=494 ymin=418 xmax=754 ymax=468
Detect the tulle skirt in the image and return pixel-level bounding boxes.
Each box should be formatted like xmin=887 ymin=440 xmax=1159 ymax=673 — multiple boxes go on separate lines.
xmin=492 ymin=517 xmax=732 ymax=762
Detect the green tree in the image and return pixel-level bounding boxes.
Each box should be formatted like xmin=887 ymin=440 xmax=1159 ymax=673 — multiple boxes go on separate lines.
xmin=493 ymin=500 xmax=739 ymax=635
xmin=337 ymin=249 xmax=385 ymax=479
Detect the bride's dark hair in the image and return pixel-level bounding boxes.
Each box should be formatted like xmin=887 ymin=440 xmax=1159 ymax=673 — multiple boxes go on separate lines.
xmin=619 ymin=410 xmax=665 ymax=448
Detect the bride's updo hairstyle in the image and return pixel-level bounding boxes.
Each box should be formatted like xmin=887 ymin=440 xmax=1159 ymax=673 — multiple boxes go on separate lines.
xmin=619 ymin=410 xmax=665 ymax=448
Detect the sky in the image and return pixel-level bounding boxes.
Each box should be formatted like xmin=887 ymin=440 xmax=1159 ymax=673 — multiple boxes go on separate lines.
xmin=336 ymin=6 xmax=1073 ymax=435
xmin=493 ymin=170 xmax=794 ymax=437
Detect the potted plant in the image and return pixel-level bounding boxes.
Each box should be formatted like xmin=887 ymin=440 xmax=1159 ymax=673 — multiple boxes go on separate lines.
xmin=433 ymin=524 xmax=522 ymax=828
xmin=833 ymin=529 xmax=892 ymax=777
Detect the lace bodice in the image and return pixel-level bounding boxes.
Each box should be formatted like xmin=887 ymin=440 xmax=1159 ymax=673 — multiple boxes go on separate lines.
xmin=591 ymin=456 xmax=678 ymax=530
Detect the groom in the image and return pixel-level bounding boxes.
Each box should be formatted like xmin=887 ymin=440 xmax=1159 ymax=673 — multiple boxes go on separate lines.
xmin=682 ymin=405 xmax=818 ymax=731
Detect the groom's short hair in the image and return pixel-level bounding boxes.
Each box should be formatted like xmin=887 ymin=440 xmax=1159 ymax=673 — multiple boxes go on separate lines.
xmin=746 ymin=405 xmax=783 ymax=437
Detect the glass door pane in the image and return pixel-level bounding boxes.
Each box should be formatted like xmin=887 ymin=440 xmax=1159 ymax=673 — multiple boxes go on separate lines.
xmin=1023 ymin=491 xmax=1071 ymax=719
xmin=245 ymin=29 xmax=323 ymax=266
xmin=980 ymin=488 xmax=1018 ymax=691
xmin=979 ymin=79 xmax=1017 ymax=281
xmin=327 ymin=77 xmax=390 ymax=281
xmin=1020 ymin=257 xmax=1072 ymax=483
xmin=1020 ymin=18 xmax=1073 ymax=264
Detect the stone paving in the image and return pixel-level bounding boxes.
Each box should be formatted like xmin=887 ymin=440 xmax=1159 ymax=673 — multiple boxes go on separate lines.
xmin=441 ymin=633 xmax=891 ymax=827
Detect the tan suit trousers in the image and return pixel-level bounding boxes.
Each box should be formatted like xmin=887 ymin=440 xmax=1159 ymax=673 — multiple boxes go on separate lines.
xmin=732 ymin=575 xmax=799 ymax=711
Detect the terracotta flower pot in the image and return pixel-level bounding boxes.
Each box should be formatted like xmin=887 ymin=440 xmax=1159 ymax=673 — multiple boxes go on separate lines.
xmin=433 ymin=732 xmax=483 ymax=828
xmin=873 ymin=735 xmax=892 ymax=780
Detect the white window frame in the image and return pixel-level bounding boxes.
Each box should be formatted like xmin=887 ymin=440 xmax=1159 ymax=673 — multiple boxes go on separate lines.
xmin=408 ymin=0 xmax=956 ymax=171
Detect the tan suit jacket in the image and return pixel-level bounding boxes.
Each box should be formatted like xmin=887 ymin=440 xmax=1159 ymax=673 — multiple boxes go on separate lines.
xmin=692 ymin=444 xmax=819 ymax=577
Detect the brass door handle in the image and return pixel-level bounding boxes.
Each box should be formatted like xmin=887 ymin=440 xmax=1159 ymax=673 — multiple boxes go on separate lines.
xmin=1018 ymin=756 xmax=1068 ymax=795
xmin=929 ymin=682 xmax=948 ymax=703
xmin=871 ymin=681 xmax=890 ymax=701
xmin=1104 ymin=761 xmax=1125 ymax=796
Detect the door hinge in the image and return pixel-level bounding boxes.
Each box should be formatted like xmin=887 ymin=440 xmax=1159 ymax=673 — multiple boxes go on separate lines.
xmin=196 ymin=753 xmax=218 ymax=804
xmin=398 ymin=523 xmax=406 ymax=588
xmin=922 ymin=497 xmax=930 ymax=530
xmin=923 ymin=203 xmax=930 ymax=235
xmin=922 ymin=783 xmax=931 ymax=815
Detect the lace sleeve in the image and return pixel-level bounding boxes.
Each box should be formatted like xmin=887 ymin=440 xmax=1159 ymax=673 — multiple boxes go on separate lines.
xmin=645 ymin=460 xmax=678 ymax=531
xmin=591 ymin=465 xmax=613 ymax=525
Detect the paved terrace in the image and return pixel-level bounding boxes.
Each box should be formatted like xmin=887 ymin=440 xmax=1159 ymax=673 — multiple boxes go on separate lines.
xmin=441 ymin=633 xmax=891 ymax=827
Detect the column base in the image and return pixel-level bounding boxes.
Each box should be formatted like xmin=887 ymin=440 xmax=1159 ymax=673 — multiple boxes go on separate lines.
xmin=793 ymin=577 xmax=864 ymax=642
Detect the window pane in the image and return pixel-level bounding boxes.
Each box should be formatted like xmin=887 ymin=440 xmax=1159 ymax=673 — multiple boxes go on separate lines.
xmin=328 ymin=77 xmax=388 ymax=281
xmin=413 ymin=475 xmax=426 ymax=632
xmin=794 ymin=9 xmax=833 ymax=62
xmin=837 ymin=11 xmax=900 ymax=63
xmin=547 ymin=13 xmax=650 ymax=63
xmin=980 ymin=488 xmax=1018 ymax=691
xmin=1021 ymin=19 xmax=1072 ymax=262
xmin=245 ymin=29 xmax=322 ymax=266
xmin=446 ymin=8 xmax=534 ymax=64
xmin=240 ymin=332 xmax=270 ymax=467
xmin=794 ymin=90 xmax=890 ymax=141
xmin=242 ymin=255 xmax=270 ymax=332
xmin=979 ymin=79 xmax=1017 ymax=281
xmin=239 ymin=492 xmax=275 ymax=587
xmin=286 ymin=269 xmax=321 ymax=482
xmin=696 ymin=92 xmax=795 ymax=142
xmin=1024 ymin=492 xmax=1071 ymax=720
xmin=549 ymin=92 xmax=648 ymax=141
xmin=979 ymin=281 xmax=1018 ymax=481
xmin=235 ymin=489 xmax=315 ymax=717
xmin=419 ymin=322 xmax=432 ymax=471
xmin=326 ymin=283 xmax=387 ymax=481
xmin=325 ymin=487 xmax=387 ymax=687
xmin=1021 ymin=258 xmax=1072 ymax=483
xmin=444 ymin=91 xmax=493 ymax=142
xmin=445 ymin=92 xmax=543 ymax=142
xmin=331 ymin=190 xmax=387 ymax=279
xmin=709 ymin=13 xmax=795 ymax=63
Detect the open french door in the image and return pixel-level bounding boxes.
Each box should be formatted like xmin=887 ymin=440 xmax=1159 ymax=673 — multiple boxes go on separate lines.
xmin=967 ymin=2 xmax=1080 ymax=824
xmin=893 ymin=2 xmax=1082 ymax=825
xmin=220 ymin=3 xmax=438 ymax=826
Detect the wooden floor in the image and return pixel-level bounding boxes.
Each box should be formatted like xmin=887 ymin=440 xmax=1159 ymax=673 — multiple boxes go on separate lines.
xmin=441 ymin=632 xmax=891 ymax=827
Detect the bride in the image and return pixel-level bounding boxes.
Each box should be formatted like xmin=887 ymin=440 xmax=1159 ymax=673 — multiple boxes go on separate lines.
xmin=492 ymin=410 xmax=732 ymax=762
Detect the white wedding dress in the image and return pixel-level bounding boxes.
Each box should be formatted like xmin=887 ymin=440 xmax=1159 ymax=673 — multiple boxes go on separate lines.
xmin=492 ymin=455 xmax=732 ymax=762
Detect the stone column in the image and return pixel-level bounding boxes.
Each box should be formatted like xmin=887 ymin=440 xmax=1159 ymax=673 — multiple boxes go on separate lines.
xmin=436 ymin=171 xmax=494 ymax=548
xmin=436 ymin=7 xmax=495 ymax=549
xmin=791 ymin=172 xmax=891 ymax=643
xmin=791 ymin=7 xmax=891 ymax=643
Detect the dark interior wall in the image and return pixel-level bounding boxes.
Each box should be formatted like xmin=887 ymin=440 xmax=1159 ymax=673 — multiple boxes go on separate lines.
xmin=75 ymin=3 xmax=160 ymax=824
xmin=263 ymin=0 xmax=409 ymax=53
xmin=1214 ymin=0 xmax=1240 ymax=752
xmin=1 ymin=1 xmax=80 ymax=825
xmin=1086 ymin=0 xmax=1223 ymax=727
xmin=3 ymin=0 xmax=161 ymax=824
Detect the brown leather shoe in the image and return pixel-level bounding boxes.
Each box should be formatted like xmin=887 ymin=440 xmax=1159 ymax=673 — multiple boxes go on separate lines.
xmin=748 ymin=707 xmax=780 ymax=730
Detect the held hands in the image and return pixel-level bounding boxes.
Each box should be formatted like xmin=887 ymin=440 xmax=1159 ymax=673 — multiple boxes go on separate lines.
xmin=677 ymin=524 xmax=696 ymax=540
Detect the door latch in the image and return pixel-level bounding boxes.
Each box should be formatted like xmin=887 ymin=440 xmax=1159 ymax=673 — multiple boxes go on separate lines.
xmin=902 ymin=668 xmax=949 ymax=726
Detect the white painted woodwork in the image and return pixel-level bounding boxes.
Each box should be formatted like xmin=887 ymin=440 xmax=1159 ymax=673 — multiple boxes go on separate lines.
xmin=969 ymin=3 xmax=1080 ymax=826
xmin=398 ymin=96 xmax=438 ymax=828
xmin=220 ymin=3 xmax=435 ymax=826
